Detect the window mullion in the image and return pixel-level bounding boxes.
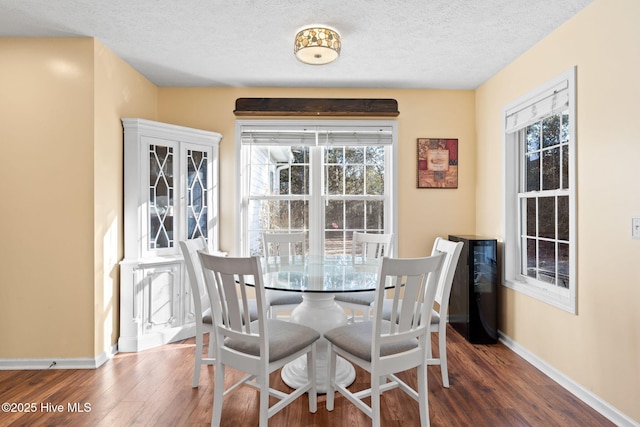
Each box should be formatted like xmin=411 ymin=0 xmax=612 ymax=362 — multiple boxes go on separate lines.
xmin=535 ymin=197 xmax=539 ymax=282
xmin=551 ymin=195 xmax=556 ymax=283
xmin=309 ymin=145 xmax=323 ymax=257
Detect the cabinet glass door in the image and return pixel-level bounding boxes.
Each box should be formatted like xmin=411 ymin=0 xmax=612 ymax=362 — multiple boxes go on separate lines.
xmin=149 ymin=143 xmax=175 ymax=249
xmin=186 ymin=148 xmax=208 ymax=240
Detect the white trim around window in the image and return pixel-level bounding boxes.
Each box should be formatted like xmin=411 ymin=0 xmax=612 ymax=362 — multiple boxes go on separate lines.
xmin=502 ymin=67 xmax=577 ymax=314
xmin=235 ymin=119 xmax=398 ymax=258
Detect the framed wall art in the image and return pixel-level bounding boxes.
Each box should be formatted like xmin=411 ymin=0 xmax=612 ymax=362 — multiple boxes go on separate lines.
xmin=417 ymin=138 xmax=458 ymax=188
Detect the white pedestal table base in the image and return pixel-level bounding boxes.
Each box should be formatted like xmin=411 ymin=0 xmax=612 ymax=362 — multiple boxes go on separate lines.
xmin=280 ymin=293 xmax=355 ymax=393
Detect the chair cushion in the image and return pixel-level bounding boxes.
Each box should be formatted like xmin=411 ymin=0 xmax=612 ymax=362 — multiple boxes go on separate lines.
xmin=380 ymin=299 xmax=438 ymax=324
xmin=324 ymin=320 xmax=419 ymax=362
xmin=203 ymin=307 xmax=213 ymax=325
xmin=224 ymin=319 xmax=320 ymax=362
xmin=246 ymin=299 xmax=259 ymax=321
xmin=266 ymin=290 xmax=303 ymax=306
xmin=334 ymin=291 xmax=375 ymax=306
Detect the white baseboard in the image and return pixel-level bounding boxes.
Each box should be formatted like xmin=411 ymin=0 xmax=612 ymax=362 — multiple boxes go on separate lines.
xmin=498 ymin=331 xmax=639 ymax=427
xmin=0 ymin=345 xmax=118 ymax=370
xmin=117 ymin=324 xmax=197 ymax=353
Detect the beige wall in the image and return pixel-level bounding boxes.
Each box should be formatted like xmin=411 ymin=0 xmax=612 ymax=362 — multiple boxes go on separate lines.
xmin=157 ymin=88 xmax=477 ymax=257
xmin=93 ymin=41 xmax=157 ymax=356
xmin=475 ymin=0 xmax=640 ymax=421
xmin=0 ymin=38 xmax=156 ymax=360
xmin=0 ymin=38 xmax=95 ymax=358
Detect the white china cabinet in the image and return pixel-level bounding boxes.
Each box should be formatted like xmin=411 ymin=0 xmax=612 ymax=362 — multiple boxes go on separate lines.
xmin=118 ymin=118 xmax=221 ymax=352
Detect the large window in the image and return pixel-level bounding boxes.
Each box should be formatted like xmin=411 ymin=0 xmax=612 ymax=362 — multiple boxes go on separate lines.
xmin=236 ymin=120 xmax=397 ymax=258
xmin=502 ymin=68 xmax=577 ymax=313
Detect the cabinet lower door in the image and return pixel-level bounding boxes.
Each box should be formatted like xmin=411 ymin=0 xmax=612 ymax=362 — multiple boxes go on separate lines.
xmin=140 ymin=265 xmax=180 ymax=332
xmin=119 ymin=261 xmax=196 ymax=352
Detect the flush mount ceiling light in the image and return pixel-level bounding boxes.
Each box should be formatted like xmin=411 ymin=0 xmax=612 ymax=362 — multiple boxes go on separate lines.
xmin=294 ymin=26 xmax=341 ymax=65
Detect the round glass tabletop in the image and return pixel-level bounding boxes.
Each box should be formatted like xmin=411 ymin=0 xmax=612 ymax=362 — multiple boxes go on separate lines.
xmin=260 ymin=255 xmax=382 ymax=293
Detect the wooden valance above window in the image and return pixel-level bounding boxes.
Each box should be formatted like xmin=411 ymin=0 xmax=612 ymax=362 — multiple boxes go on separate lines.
xmin=233 ymin=98 xmax=399 ymax=117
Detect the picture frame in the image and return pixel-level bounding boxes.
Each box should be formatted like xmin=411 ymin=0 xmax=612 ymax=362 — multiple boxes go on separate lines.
xmin=417 ymin=138 xmax=458 ymax=188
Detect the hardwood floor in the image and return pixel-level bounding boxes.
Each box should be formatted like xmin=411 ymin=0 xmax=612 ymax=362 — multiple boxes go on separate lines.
xmin=0 ymin=326 xmax=614 ymax=426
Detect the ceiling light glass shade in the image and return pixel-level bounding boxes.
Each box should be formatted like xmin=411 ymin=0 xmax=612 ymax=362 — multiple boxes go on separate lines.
xmin=294 ymin=27 xmax=341 ymax=65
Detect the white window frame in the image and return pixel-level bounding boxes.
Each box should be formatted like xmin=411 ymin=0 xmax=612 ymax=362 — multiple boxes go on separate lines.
xmin=235 ymin=119 xmax=398 ymax=258
xmin=502 ymin=67 xmax=577 ymax=313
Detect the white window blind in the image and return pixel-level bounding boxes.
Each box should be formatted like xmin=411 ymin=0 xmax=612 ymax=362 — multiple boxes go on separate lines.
xmin=240 ymin=124 xmax=394 ymax=146
xmin=504 ymin=78 xmax=570 ymax=134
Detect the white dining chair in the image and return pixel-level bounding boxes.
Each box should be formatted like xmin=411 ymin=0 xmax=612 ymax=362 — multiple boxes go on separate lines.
xmin=325 ymin=253 xmax=445 ymax=427
xmin=426 ymin=237 xmax=463 ymax=388
xmin=334 ymin=231 xmax=393 ymax=321
xmin=262 ymin=232 xmax=305 ymax=318
xmin=180 ymin=237 xmax=258 ymax=388
xmin=198 ymin=252 xmax=320 ymax=427
xmin=179 ymin=237 xmax=216 ymax=388
xmin=380 ymin=237 xmax=463 ymax=388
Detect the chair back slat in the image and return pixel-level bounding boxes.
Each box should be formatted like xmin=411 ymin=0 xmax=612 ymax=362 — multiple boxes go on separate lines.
xmin=218 ymin=270 xmax=247 ymax=333
xmin=365 ymin=241 xmax=382 ymax=258
xmin=236 ymin=273 xmax=254 ymax=331
xmin=386 ymin=277 xmax=401 ymax=334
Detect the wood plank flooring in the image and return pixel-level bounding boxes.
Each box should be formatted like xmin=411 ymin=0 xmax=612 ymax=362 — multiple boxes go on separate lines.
xmin=0 ymin=326 xmax=615 ymax=426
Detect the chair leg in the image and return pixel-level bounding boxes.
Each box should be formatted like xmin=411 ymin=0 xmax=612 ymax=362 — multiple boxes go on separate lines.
xmin=192 ymin=329 xmax=204 ymax=388
xmin=258 ymin=373 xmax=269 ymax=427
xmin=207 ymin=330 xmax=215 ymax=358
xmin=326 ymin=346 xmax=336 ymax=411
xmin=307 ymin=343 xmax=317 ymax=413
xmin=417 ymin=363 xmax=430 ymax=427
xmin=439 ymin=330 xmax=449 ymax=388
xmin=371 ymin=374 xmax=381 ymax=427
xmin=211 ymin=362 xmax=225 ymax=427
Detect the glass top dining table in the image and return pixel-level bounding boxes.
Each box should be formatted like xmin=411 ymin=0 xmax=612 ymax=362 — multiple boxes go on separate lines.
xmin=260 ymin=254 xmax=382 ymax=293
xmin=256 ymin=255 xmax=384 ymax=393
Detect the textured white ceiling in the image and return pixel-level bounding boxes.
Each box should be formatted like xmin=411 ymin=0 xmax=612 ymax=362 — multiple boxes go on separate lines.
xmin=0 ymin=0 xmax=593 ymax=89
